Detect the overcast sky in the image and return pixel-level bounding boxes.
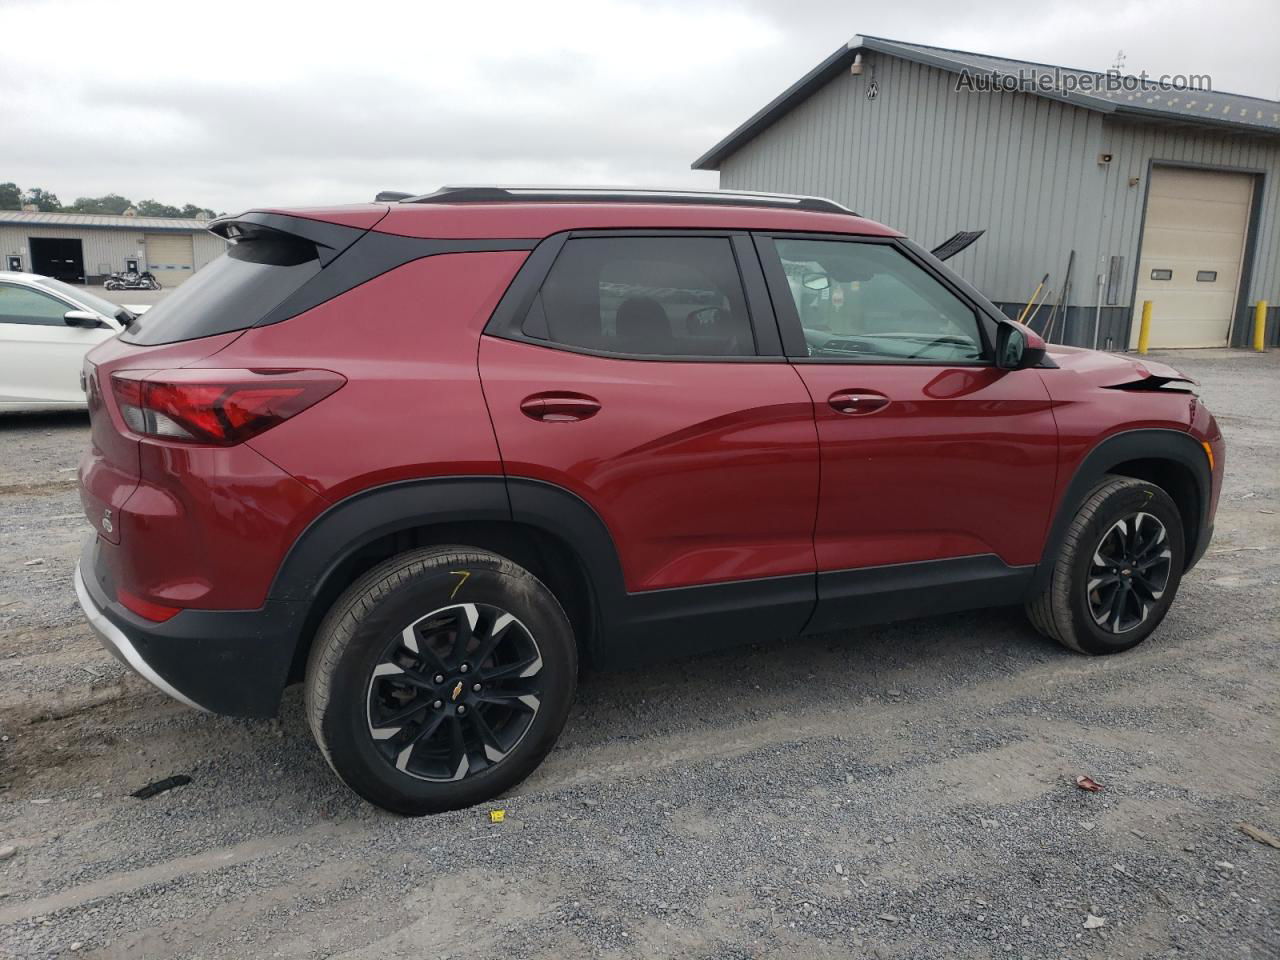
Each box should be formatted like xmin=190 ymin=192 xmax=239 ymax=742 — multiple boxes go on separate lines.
xmin=3 ymin=0 xmax=1277 ymax=213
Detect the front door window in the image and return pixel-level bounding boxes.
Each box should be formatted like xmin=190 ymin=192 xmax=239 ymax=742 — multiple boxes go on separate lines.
xmin=775 ymin=239 xmax=983 ymax=363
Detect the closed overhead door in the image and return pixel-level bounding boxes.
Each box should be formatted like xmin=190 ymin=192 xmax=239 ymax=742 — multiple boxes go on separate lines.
xmin=1131 ymin=167 xmax=1253 ymax=348
xmin=143 ymin=233 xmax=195 ymax=286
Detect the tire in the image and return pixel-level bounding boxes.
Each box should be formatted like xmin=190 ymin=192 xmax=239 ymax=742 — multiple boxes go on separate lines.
xmin=1027 ymin=476 xmax=1185 ymax=655
xmin=305 ymin=546 xmax=576 ymax=815
xmin=105 ymin=281 xmax=120 ymax=291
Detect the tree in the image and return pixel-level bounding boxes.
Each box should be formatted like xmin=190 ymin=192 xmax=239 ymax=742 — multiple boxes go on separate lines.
xmin=67 ymin=193 xmax=133 ymax=215
xmin=22 ymin=188 xmax=61 ymax=211
xmin=0 ymin=182 xmax=21 ymax=210
xmin=136 ymin=199 xmax=183 ymax=218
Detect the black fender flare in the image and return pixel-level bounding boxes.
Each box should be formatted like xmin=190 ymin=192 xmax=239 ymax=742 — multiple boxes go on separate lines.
xmin=266 ymin=475 xmax=819 ymax=668
xmin=1033 ymin=428 xmax=1212 ymax=591
xmin=267 ymin=476 xmax=632 ymax=663
xmin=268 ymin=475 xmax=628 ymax=608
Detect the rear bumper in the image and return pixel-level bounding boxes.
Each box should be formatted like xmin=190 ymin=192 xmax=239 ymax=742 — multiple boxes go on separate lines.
xmin=75 ymin=536 xmax=306 ymax=717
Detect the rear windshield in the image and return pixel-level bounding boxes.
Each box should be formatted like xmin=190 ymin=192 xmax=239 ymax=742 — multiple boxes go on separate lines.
xmin=120 ymin=232 xmax=321 ymax=345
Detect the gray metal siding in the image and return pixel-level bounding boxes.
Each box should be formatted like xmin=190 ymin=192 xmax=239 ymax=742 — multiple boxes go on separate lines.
xmin=193 ymin=232 xmax=227 ymax=270
xmin=1096 ymin=118 xmax=1279 ymax=317
xmin=718 ymin=53 xmax=1280 ymax=331
xmin=0 ymin=224 xmax=225 ymax=280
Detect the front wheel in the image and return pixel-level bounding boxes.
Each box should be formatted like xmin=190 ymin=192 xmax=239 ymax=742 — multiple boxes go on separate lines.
xmin=1027 ymin=476 xmax=1185 ymax=655
xmin=105 ymin=280 xmax=120 ymax=291
xmin=305 ymin=547 xmax=577 ymax=814
xmin=148 ymin=279 xmax=162 ymax=290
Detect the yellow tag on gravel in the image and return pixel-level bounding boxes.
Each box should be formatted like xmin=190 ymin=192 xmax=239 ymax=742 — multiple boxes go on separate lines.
xmin=489 ymin=809 xmax=505 ymax=823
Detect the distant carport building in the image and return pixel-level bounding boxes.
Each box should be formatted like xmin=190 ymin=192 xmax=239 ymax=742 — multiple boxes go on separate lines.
xmin=0 ymin=210 xmax=227 ymax=286
xmin=694 ymin=36 xmax=1280 ymax=349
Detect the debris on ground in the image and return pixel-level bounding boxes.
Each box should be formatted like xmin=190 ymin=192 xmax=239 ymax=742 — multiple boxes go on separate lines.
xmin=1238 ymin=823 xmax=1280 ymax=849
xmin=0 ymin=845 xmax=15 ymax=861
xmin=1083 ymin=913 xmax=1107 ymax=929
xmin=131 ymin=774 xmax=192 ymax=800
xmin=489 ymin=809 xmax=505 ymax=823
xmin=1075 ymin=775 xmax=1104 ymax=792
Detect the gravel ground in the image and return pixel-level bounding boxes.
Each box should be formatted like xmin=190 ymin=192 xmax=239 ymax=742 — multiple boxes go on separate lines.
xmin=0 ymin=349 xmax=1277 ymax=960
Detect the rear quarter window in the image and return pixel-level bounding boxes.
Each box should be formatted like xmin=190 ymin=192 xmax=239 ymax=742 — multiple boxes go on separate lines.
xmin=120 ymin=233 xmax=321 ymax=346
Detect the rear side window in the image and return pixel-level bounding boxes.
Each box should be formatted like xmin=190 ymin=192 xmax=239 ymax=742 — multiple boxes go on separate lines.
xmin=532 ymin=237 xmax=755 ymax=357
xmin=120 ymin=231 xmax=321 ymax=345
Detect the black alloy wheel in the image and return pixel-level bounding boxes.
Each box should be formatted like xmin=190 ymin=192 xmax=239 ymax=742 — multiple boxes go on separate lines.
xmin=1086 ymin=511 xmax=1173 ymax=634
xmin=366 ymin=602 xmax=544 ymax=782
xmin=1026 ymin=475 xmax=1185 ymax=655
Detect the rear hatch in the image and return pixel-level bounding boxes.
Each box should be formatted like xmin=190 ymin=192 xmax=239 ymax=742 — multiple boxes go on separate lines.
xmin=79 ymin=208 xmax=385 ymax=542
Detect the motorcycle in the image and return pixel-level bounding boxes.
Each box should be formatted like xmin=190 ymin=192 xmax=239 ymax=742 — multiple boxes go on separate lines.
xmin=105 ymin=270 xmax=162 ymax=291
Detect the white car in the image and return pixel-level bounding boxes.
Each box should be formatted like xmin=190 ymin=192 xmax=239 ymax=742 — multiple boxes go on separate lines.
xmin=0 ymin=272 xmax=146 ymax=410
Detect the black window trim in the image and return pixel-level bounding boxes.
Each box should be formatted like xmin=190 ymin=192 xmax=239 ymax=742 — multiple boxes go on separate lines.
xmin=752 ymin=231 xmax=1002 ymax=367
xmin=0 ymin=280 xmax=82 ymax=327
xmin=482 ymin=228 xmax=786 ymax=363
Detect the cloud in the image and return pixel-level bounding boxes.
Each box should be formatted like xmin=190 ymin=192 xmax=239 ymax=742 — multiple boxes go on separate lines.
xmin=1 ymin=0 xmax=1275 ymax=212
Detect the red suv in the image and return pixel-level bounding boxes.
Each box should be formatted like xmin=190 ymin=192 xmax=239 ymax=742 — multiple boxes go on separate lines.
xmin=75 ymin=187 xmax=1224 ymax=814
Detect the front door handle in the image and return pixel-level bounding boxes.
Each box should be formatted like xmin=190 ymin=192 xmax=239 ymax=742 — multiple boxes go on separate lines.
xmin=520 ymin=392 xmax=602 ymax=422
xmin=828 ymin=390 xmax=890 ymax=415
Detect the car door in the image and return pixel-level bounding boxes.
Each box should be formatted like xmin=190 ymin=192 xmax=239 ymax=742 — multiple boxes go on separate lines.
xmin=479 ymin=231 xmax=820 ymax=646
xmin=754 ymin=233 xmax=1059 ymax=632
xmin=0 ymin=282 xmax=115 ymax=405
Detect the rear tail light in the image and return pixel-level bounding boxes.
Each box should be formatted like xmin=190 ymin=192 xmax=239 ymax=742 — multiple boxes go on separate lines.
xmin=110 ymin=369 xmax=345 ymax=445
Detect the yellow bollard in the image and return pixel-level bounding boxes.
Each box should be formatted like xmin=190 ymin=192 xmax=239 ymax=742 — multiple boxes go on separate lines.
xmin=1137 ymin=300 xmax=1153 ymax=355
xmin=1254 ymin=300 xmax=1269 ymax=352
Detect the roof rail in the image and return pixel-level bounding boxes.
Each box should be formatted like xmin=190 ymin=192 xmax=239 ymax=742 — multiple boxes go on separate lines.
xmin=375 ymin=190 xmax=415 ymax=202
xmin=401 ymin=185 xmax=858 ymax=215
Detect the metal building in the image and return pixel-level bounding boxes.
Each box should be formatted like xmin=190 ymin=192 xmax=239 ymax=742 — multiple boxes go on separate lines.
xmin=0 ymin=210 xmax=227 ymax=287
xmin=694 ymin=36 xmax=1280 ymax=349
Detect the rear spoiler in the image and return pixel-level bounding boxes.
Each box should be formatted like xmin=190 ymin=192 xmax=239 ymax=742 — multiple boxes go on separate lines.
xmin=207 ymin=212 xmax=368 ymax=267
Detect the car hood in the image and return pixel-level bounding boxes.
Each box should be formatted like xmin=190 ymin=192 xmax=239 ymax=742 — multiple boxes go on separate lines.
xmin=1044 ymin=344 xmax=1197 ymax=389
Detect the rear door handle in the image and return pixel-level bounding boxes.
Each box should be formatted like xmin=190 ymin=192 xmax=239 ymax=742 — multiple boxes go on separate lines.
xmin=520 ymin=393 xmax=602 ymax=422
xmin=828 ymin=390 xmax=890 ymax=415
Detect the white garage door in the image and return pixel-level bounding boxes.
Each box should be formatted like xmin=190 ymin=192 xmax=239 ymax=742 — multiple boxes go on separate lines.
xmin=1130 ymin=168 xmax=1253 ymax=348
xmin=144 ymin=233 xmax=195 ymax=287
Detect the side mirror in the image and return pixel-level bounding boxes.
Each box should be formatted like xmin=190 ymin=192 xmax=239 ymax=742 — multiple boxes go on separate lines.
xmin=801 ymin=272 xmax=830 ymax=291
xmin=64 ymin=310 xmax=104 ymax=328
xmin=995 ymin=323 xmax=1047 ymax=370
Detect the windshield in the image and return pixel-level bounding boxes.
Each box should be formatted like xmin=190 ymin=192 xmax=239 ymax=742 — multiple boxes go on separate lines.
xmin=34 ymin=276 xmax=134 ymax=324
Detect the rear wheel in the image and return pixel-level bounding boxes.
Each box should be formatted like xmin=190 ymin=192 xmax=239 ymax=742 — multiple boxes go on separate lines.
xmin=1027 ymin=476 xmax=1185 ymax=655
xmin=305 ymin=547 xmax=577 ymax=814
